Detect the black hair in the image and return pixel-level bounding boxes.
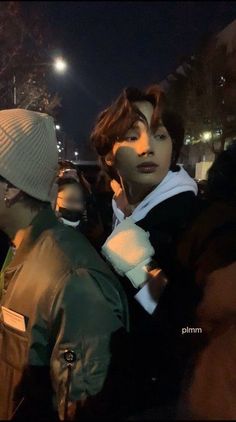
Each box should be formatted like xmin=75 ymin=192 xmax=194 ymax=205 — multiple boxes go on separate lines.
xmin=57 ymin=177 xmax=83 ymax=192
xmin=58 ymin=160 xmax=76 ymax=170
xmin=58 ymin=161 xmax=92 ymax=196
xmin=206 ymin=144 xmax=236 ymax=203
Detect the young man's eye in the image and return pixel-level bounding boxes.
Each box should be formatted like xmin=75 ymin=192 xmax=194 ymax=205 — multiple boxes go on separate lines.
xmin=154 ymin=133 xmax=167 ymax=140
xmin=124 ymin=134 xmax=138 ymax=141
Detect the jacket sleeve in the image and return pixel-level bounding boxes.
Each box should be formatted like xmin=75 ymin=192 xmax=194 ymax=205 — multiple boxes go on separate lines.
xmin=49 ymin=268 xmax=124 ymax=420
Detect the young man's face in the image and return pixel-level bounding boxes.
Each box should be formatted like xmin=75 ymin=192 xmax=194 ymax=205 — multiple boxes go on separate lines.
xmin=105 ymin=101 xmax=173 ymax=189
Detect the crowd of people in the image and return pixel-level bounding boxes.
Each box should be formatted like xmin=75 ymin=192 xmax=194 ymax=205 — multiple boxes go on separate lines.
xmin=0 ymin=84 xmax=235 ymax=421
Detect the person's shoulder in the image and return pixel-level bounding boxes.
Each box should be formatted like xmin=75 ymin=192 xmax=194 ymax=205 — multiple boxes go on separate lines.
xmin=54 ymin=223 xmax=103 ymax=261
xmin=38 ymin=221 xmax=126 ymax=294
xmin=186 ymin=200 xmax=236 ymax=235
xmin=36 ymin=222 xmax=104 ymax=277
xmin=166 ymin=191 xmax=199 ymax=209
xmin=177 ymin=199 xmax=236 ymax=271
xmin=143 ymin=192 xmax=200 ymax=226
xmin=49 ymin=226 xmax=129 ymax=327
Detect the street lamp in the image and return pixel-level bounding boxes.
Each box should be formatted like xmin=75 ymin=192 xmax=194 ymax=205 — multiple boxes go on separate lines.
xmin=74 ymin=151 xmax=79 ymax=161
xmin=53 ymin=57 xmax=67 ymax=74
xmin=55 ymin=124 xmax=61 ymax=130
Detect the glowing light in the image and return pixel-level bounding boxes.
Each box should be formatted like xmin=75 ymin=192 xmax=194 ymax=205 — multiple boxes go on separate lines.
xmin=202 ymin=131 xmax=212 ymax=141
xmin=54 ymin=58 xmax=67 ymax=74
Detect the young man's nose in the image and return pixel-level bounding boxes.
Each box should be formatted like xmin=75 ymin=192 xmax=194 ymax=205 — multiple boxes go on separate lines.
xmin=137 ymin=134 xmax=154 ymax=156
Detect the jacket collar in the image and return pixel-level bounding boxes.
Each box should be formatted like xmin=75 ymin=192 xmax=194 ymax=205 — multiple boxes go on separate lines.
xmin=6 ymin=207 xmax=59 ymax=270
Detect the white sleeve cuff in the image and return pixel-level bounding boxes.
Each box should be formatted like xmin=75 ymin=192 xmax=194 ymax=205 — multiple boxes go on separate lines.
xmin=125 ymin=258 xmax=151 ymax=288
xmin=134 ymin=282 xmax=158 ymax=315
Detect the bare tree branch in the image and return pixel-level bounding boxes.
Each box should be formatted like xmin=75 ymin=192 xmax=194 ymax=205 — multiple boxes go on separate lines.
xmin=0 ymin=1 xmax=61 ymax=117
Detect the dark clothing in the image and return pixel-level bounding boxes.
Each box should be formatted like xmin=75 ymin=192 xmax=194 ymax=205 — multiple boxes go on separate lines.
xmin=178 ymin=200 xmax=236 ymax=283
xmin=80 ymin=193 xmax=110 ymax=251
xmin=180 ymin=262 xmax=236 ymax=420
xmin=0 ymin=230 xmax=9 ymax=268
xmin=120 ymin=192 xmax=202 ymax=416
xmin=0 ymin=208 xmax=129 ymax=420
xmin=94 ymin=191 xmax=114 ymax=244
xmin=177 ymin=200 xmax=236 ymax=419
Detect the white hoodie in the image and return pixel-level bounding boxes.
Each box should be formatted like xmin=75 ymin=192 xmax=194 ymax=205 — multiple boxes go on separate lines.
xmin=112 ymin=166 xmax=198 ymax=227
xmin=110 ymin=166 xmax=198 ymax=314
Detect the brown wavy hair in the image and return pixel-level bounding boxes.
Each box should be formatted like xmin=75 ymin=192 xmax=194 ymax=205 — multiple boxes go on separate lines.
xmin=90 ymin=85 xmax=185 ymax=175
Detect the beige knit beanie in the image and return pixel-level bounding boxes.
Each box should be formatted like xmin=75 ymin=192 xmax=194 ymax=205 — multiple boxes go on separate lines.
xmin=0 ymin=109 xmax=58 ymax=202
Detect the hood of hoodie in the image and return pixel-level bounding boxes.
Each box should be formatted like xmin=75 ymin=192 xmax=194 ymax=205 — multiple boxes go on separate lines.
xmin=112 ymin=166 xmax=198 ymax=226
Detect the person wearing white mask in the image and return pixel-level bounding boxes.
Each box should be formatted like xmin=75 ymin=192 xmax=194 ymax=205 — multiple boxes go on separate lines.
xmin=56 ymin=177 xmax=86 ymax=229
xmin=90 ymin=85 xmax=201 ymax=418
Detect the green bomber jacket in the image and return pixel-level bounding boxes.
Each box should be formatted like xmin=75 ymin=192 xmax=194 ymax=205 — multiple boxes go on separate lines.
xmin=0 ymin=208 xmax=129 ymax=420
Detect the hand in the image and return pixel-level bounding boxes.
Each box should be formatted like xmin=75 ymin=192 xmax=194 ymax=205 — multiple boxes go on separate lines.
xmin=147 ymin=267 xmax=168 ymax=302
xmin=134 ymin=265 xmax=168 ymax=314
xmin=102 ymin=217 xmax=155 ymax=288
xmin=110 ymin=179 xmax=133 ymax=216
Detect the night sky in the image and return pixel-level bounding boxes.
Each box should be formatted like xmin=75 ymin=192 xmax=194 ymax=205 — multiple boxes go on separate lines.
xmin=25 ymin=1 xmax=236 ymax=151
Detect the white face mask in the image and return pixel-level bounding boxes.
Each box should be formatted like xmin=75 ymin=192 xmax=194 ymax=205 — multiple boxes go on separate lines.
xmin=60 ymin=217 xmax=81 ymax=228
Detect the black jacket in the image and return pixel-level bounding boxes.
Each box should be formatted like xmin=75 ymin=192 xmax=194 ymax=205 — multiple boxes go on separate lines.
xmin=120 ymin=192 xmax=202 ymax=414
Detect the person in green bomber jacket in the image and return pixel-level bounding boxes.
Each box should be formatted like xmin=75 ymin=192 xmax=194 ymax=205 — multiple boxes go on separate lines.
xmin=0 ymin=109 xmax=129 ymax=421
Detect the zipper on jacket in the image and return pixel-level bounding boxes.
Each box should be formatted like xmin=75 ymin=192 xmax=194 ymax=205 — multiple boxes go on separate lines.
xmin=63 ymin=349 xmax=77 ymax=420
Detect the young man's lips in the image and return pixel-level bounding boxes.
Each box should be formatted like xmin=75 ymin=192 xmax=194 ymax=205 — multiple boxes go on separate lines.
xmin=137 ymin=162 xmax=158 ymax=173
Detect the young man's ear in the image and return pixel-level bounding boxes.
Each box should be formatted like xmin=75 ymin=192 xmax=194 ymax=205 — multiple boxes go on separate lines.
xmin=104 ymin=152 xmax=114 ymax=167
